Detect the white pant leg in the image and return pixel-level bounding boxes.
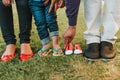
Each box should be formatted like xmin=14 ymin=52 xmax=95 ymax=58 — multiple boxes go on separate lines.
xmin=84 ymin=0 xmax=102 ymax=44
xmin=101 ymin=0 xmax=120 ymax=44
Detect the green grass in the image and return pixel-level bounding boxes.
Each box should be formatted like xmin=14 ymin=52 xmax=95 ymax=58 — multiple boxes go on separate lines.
xmin=0 ymin=1 xmax=120 ymax=80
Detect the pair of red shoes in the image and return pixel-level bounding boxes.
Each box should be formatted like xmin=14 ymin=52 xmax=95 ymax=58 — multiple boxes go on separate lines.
xmin=65 ymin=43 xmax=82 ymax=55
xmin=1 ymin=52 xmax=34 ymax=62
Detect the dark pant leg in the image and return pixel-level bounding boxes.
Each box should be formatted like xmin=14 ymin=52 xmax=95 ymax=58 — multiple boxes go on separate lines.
xmin=15 ymin=0 xmax=32 ymax=44
xmin=45 ymin=2 xmax=58 ymax=37
xmin=0 ymin=2 xmax=16 ymax=45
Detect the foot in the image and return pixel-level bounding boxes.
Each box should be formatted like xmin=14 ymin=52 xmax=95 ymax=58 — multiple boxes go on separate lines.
xmin=20 ymin=43 xmax=33 ymax=54
xmin=100 ymin=41 xmax=115 ymax=61
xmin=74 ymin=43 xmax=82 ymax=54
xmin=38 ymin=43 xmax=51 ymax=56
xmin=20 ymin=43 xmax=33 ymax=61
xmin=53 ymin=47 xmax=63 ymax=56
xmin=1 ymin=44 xmax=16 ymax=62
xmin=84 ymin=43 xmax=100 ymax=61
xmin=65 ymin=43 xmax=73 ymax=55
xmin=38 ymin=48 xmax=52 ymax=56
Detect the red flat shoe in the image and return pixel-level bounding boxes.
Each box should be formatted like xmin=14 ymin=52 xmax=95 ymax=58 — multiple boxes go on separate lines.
xmin=20 ymin=53 xmax=34 ymax=61
xmin=1 ymin=53 xmax=15 ymax=62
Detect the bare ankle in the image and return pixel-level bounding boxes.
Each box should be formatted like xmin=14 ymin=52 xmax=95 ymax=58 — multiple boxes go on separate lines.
xmin=43 ymin=43 xmax=50 ymax=49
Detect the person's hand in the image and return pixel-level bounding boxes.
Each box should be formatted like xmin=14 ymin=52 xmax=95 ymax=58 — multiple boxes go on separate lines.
xmin=44 ymin=0 xmax=65 ymax=13
xmin=2 ymin=0 xmax=14 ymax=6
xmin=57 ymin=0 xmax=65 ymax=8
xmin=62 ymin=26 xmax=76 ymax=47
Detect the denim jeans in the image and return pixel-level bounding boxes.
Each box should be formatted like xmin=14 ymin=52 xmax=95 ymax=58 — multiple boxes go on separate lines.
xmin=29 ymin=0 xmax=59 ymax=45
xmin=0 ymin=0 xmax=32 ymax=45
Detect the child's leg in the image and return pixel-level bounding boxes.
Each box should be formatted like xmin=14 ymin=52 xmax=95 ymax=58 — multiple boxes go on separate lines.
xmin=51 ymin=36 xmax=60 ymax=48
xmin=29 ymin=1 xmax=50 ymax=50
xmin=45 ymin=2 xmax=59 ymax=48
xmin=45 ymin=2 xmax=63 ymax=55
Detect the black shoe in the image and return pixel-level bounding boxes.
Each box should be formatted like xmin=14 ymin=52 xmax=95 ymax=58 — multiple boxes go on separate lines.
xmin=100 ymin=41 xmax=115 ymax=61
xmin=84 ymin=43 xmax=100 ymax=61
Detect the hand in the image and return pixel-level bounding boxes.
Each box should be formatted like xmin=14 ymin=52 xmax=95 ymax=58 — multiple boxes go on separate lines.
xmin=44 ymin=0 xmax=65 ymax=13
xmin=62 ymin=26 xmax=76 ymax=46
xmin=57 ymin=0 xmax=65 ymax=8
xmin=2 ymin=0 xmax=14 ymax=6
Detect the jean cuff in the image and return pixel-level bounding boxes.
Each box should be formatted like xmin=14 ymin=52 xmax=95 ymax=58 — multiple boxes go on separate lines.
xmin=50 ymin=31 xmax=59 ymax=37
xmin=41 ymin=37 xmax=51 ymax=45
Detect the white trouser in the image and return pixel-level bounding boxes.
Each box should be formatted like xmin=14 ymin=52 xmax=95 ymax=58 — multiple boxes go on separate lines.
xmin=84 ymin=0 xmax=120 ymax=44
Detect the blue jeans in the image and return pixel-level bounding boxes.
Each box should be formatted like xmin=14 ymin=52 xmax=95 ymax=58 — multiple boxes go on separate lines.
xmin=29 ymin=0 xmax=59 ymax=45
xmin=0 ymin=0 xmax=32 ymax=45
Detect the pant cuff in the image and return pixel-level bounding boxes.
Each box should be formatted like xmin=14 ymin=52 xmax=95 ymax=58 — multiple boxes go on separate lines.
xmin=41 ymin=37 xmax=51 ymax=45
xmin=50 ymin=31 xmax=59 ymax=37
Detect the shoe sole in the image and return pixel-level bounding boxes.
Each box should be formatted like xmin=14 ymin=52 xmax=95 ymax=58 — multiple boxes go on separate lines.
xmin=85 ymin=57 xmax=99 ymax=62
xmin=65 ymin=50 xmax=73 ymax=55
xmin=74 ymin=50 xmax=82 ymax=54
xmin=100 ymin=58 xmax=112 ymax=62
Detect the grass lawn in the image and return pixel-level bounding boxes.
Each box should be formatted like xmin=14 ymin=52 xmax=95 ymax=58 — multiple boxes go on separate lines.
xmin=0 ymin=1 xmax=120 ymax=80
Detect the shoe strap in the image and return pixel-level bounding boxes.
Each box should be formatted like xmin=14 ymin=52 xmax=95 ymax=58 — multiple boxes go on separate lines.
xmin=39 ymin=48 xmax=50 ymax=53
xmin=53 ymin=47 xmax=62 ymax=52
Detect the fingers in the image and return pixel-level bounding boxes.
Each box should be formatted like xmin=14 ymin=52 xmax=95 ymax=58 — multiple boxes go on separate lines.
xmin=58 ymin=0 xmax=65 ymax=8
xmin=63 ymin=35 xmax=72 ymax=47
xmin=54 ymin=3 xmax=58 ymax=13
xmin=48 ymin=0 xmax=56 ymax=13
xmin=44 ymin=0 xmax=49 ymax=5
xmin=64 ymin=39 xmax=68 ymax=49
xmin=2 ymin=0 xmax=11 ymax=6
xmin=10 ymin=0 xmax=14 ymax=4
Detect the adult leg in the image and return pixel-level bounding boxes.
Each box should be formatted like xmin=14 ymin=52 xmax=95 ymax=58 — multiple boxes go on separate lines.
xmin=15 ymin=0 xmax=33 ymax=60
xmin=0 ymin=2 xmax=16 ymax=62
xmin=0 ymin=2 xmax=16 ymax=45
xmin=84 ymin=0 xmax=101 ymax=44
xmin=101 ymin=0 xmax=120 ymax=44
xmin=83 ymin=0 xmax=102 ymax=60
xmin=100 ymin=0 xmax=120 ymax=60
xmin=15 ymin=0 xmax=32 ymax=44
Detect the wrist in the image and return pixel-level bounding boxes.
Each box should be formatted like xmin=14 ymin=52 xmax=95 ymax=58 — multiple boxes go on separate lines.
xmin=69 ymin=25 xmax=76 ymax=28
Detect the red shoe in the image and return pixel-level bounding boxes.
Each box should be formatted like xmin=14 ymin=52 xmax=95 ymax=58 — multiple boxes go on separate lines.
xmin=1 ymin=53 xmax=15 ymax=62
xmin=65 ymin=43 xmax=73 ymax=55
xmin=74 ymin=44 xmax=82 ymax=54
xmin=20 ymin=53 xmax=34 ymax=61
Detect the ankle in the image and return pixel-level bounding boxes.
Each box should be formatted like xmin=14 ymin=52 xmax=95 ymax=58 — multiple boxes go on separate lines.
xmin=53 ymin=44 xmax=60 ymax=49
xmin=21 ymin=43 xmax=30 ymax=46
xmin=6 ymin=44 xmax=16 ymax=48
xmin=20 ymin=43 xmax=33 ymax=54
xmin=42 ymin=43 xmax=50 ymax=50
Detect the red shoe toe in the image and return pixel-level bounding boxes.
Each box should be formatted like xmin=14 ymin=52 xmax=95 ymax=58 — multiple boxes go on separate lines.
xmin=20 ymin=53 xmax=34 ymax=61
xmin=1 ymin=54 xmax=15 ymax=62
